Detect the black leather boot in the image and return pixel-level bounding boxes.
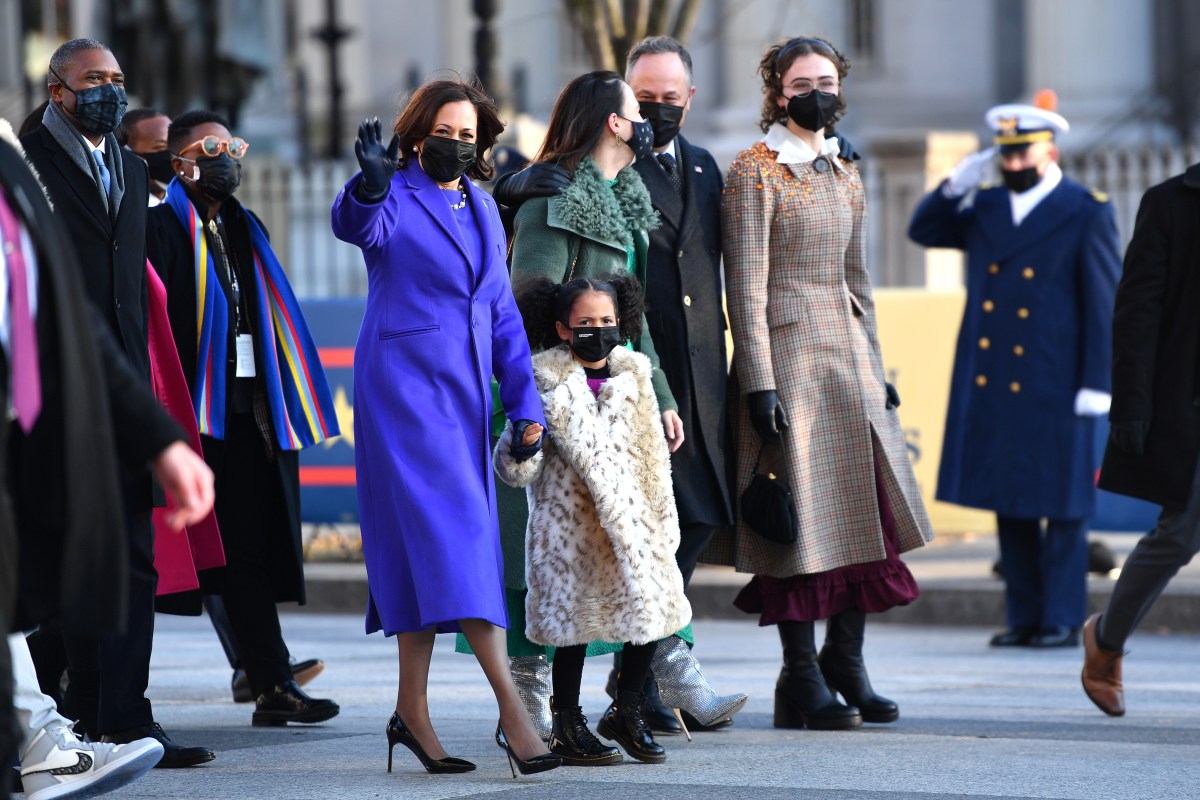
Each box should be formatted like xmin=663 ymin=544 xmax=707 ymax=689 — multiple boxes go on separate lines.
xmin=549 ymin=697 xmax=622 ymax=766
xmin=597 ymin=690 xmax=666 ymax=763
xmin=818 ymin=609 xmax=899 ymax=723
xmin=775 ymin=621 xmax=862 ymax=730
xmin=605 ymin=654 xmax=683 ymax=735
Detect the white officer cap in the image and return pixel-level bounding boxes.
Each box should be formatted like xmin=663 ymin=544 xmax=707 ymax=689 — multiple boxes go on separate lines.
xmin=986 ymin=90 xmax=1069 ymax=151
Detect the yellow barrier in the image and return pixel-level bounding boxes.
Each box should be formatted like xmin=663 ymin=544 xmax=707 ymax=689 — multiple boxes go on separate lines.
xmin=874 ymin=288 xmax=995 ymax=534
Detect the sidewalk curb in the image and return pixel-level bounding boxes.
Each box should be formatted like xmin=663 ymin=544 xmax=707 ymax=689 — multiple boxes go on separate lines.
xmin=297 ymin=570 xmax=1200 ymax=633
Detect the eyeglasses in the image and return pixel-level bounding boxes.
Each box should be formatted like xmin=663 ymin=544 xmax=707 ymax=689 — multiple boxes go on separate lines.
xmin=176 ymin=135 xmax=249 ymax=160
xmin=785 ymin=79 xmax=839 ymax=97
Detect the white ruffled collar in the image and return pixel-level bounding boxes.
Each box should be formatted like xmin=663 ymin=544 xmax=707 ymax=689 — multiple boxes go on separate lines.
xmin=762 ymin=124 xmax=845 ymax=171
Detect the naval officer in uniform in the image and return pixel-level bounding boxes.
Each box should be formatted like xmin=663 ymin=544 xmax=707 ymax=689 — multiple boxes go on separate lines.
xmin=908 ymin=96 xmax=1121 ymax=648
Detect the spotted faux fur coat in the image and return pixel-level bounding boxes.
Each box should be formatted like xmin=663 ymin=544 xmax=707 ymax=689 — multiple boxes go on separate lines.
xmin=494 ymin=345 xmax=692 ymax=647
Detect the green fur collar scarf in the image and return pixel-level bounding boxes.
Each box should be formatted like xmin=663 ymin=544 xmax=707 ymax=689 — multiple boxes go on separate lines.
xmin=550 ymin=156 xmax=660 ymax=248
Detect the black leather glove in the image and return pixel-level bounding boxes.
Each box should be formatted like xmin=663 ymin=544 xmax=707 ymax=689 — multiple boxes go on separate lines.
xmin=493 ymin=162 xmax=571 ymax=209
xmin=1111 ymin=420 xmax=1150 ymax=456
xmin=353 ymin=117 xmax=400 ymax=202
xmin=834 ymin=131 xmax=862 ymax=162
xmin=748 ymin=390 xmax=789 ymax=439
xmin=510 ymin=419 xmax=543 ymax=462
xmin=885 ymin=382 xmax=901 ymax=410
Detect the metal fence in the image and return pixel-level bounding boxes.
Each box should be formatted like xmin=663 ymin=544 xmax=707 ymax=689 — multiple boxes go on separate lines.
xmin=244 ymin=145 xmax=1199 ymax=298
xmin=238 ymin=159 xmax=365 ymax=298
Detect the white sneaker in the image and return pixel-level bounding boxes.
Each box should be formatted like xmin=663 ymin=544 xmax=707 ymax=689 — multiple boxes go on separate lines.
xmin=19 ymin=723 xmax=163 ymax=800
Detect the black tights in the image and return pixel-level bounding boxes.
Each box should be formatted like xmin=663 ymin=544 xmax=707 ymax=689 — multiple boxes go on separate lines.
xmin=552 ymin=640 xmax=658 ymax=708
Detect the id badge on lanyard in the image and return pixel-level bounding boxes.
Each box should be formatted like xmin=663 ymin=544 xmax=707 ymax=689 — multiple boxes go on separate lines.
xmin=236 ymin=333 xmax=256 ymax=377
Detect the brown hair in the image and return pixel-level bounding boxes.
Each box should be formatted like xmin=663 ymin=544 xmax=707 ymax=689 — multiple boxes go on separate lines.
xmin=534 ymin=70 xmax=626 ymax=174
xmin=757 ymin=37 xmax=850 ymax=134
xmin=392 ymin=77 xmax=504 ymax=180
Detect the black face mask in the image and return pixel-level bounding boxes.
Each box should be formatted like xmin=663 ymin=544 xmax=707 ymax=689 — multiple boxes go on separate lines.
xmin=570 ymin=325 xmax=623 ymax=363
xmin=137 ymin=149 xmax=176 ymax=184
xmin=785 ymin=90 xmax=839 ymax=133
xmin=421 ymin=135 xmax=476 ymax=184
xmin=620 ymin=117 xmax=655 ymax=160
xmin=638 ymin=101 xmax=686 ymax=148
xmin=50 ymin=68 xmax=127 ymax=136
xmin=190 ymin=154 xmax=242 ymax=202
xmin=1002 ymin=165 xmax=1041 ymax=194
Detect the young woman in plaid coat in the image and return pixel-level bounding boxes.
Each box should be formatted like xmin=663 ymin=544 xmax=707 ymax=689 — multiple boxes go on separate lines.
xmin=708 ymin=37 xmax=933 ymax=730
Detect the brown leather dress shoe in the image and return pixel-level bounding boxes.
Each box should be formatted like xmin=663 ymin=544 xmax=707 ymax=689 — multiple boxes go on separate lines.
xmin=1081 ymin=613 xmax=1125 ymax=716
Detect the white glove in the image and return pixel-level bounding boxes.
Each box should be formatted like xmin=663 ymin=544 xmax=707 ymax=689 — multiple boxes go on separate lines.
xmin=1074 ymin=388 xmax=1112 ymax=417
xmin=943 ymin=148 xmax=995 ymax=198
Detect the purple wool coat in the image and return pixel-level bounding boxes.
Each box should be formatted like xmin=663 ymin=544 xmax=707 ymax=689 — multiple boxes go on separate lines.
xmin=331 ymin=160 xmax=544 ymax=635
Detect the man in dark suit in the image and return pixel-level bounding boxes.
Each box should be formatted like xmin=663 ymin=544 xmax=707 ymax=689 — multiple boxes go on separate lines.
xmin=1082 ymin=161 xmax=1200 ymax=717
xmin=908 ymin=100 xmax=1121 ymax=649
xmin=18 ymin=38 xmax=215 ymax=767
xmin=1 ymin=120 xmax=215 ymax=794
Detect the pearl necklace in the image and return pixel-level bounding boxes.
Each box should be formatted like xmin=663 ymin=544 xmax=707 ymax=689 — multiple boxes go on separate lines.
xmin=448 ymin=184 xmax=467 ymax=210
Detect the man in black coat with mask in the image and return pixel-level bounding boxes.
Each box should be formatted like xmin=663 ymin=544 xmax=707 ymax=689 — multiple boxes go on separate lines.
xmin=18 ymin=37 xmax=215 ymax=767
xmin=1 ymin=116 xmax=215 ymax=792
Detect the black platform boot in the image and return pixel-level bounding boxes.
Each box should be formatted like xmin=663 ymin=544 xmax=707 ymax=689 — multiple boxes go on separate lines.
xmin=597 ymin=690 xmax=666 ymax=763
xmin=549 ymin=697 xmax=622 ymax=766
xmin=818 ymin=608 xmax=899 ymax=723
xmin=775 ymin=621 xmax=862 ymax=730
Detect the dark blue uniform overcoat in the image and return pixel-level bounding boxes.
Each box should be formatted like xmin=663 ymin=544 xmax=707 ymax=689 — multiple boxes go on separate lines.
xmin=909 ymin=176 xmax=1121 ymax=520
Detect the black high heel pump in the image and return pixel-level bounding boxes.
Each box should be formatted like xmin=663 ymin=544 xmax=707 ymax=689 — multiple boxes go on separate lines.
xmin=386 ymin=713 xmax=475 ymax=774
xmin=494 ymin=723 xmax=562 ymax=778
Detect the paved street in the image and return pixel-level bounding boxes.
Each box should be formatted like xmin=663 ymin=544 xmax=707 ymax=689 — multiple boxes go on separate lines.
xmin=49 ymin=614 xmax=1200 ymax=800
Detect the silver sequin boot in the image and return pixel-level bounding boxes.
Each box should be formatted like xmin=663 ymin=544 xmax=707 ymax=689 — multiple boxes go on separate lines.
xmin=509 ymin=655 xmax=553 ymax=741
xmin=652 ymin=636 xmax=748 ymax=727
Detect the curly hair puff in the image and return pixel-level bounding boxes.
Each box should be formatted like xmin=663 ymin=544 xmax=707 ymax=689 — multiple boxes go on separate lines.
xmin=513 ymin=273 xmax=644 ymax=353
xmin=757 ymin=36 xmax=851 ymax=134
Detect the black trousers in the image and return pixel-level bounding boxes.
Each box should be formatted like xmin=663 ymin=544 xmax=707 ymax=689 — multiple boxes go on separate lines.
xmin=209 ymin=413 xmax=292 ymax=698
xmin=675 ymin=523 xmax=719 ymax=589
xmin=35 ymin=505 xmax=157 ymax=735
xmin=1100 ymin=453 xmax=1200 ymax=649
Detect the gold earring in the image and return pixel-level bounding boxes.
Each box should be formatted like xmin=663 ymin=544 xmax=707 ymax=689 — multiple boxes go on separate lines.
xmin=614 ymin=129 xmax=621 ymax=146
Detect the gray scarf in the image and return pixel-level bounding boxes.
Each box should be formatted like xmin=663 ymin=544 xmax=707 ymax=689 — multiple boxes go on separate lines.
xmin=41 ymin=101 xmax=124 ymax=215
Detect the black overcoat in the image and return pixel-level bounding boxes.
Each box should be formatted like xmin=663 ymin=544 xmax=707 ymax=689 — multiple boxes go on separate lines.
xmin=1098 ymin=163 xmax=1200 ymax=508
xmin=147 ymin=197 xmax=305 ymax=603
xmin=634 ymin=136 xmax=733 ymax=529
xmin=0 ymin=137 xmax=179 ymax=634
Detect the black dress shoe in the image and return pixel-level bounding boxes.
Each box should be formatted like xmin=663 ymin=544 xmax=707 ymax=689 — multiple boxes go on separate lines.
xmin=1029 ymin=626 xmax=1080 ymax=648
xmin=1088 ymin=540 xmax=1117 ymax=575
xmin=233 ymin=658 xmax=325 ymax=703
xmin=989 ymin=627 xmax=1036 ymax=647
xmin=252 ymin=680 xmax=339 ymax=726
xmin=102 ymin=722 xmax=215 ymax=768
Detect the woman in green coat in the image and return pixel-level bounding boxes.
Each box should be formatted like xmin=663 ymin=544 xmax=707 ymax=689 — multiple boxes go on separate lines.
xmin=482 ymin=71 xmax=745 ymax=753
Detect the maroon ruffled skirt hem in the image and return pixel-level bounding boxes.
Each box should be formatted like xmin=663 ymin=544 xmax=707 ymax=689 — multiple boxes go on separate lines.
xmin=733 ymin=451 xmax=921 ymax=625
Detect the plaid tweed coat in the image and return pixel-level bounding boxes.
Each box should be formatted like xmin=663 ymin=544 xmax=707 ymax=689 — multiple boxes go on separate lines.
xmin=705 ymin=129 xmax=932 ymax=578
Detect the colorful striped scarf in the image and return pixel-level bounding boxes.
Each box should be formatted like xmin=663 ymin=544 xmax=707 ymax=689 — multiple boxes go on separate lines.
xmin=165 ymin=179 xmax=338 ymax=450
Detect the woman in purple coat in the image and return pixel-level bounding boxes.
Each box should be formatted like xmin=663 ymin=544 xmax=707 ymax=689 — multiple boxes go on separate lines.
xmin=331 ymin=79 xmax=560 ymax=778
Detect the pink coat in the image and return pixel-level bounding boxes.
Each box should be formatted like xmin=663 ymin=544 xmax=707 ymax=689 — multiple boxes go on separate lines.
xmin=146 ymin=262 xmax=225 ymax=595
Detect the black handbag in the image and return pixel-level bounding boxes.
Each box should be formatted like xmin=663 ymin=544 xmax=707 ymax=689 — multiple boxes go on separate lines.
xmin=740 ymin=439 xmax=798 ymax=545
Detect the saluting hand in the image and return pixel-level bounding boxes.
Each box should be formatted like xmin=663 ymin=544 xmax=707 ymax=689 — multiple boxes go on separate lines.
xmin=944 ymin=148 xmax=995 ymax=198
xmin=354 ymin=117 xmax=400 ymax=201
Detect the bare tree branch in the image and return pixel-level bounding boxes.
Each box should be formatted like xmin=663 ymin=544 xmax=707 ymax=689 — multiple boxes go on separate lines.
xmin=593 ymin=0 xmax=619 ymax=71
xmin=670 ymin=0 xmax=701 ymax=43
xmin=647 ymin=0 xmax=670 ymax=36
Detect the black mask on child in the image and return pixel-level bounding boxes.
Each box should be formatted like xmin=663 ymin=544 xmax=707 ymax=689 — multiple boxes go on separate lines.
xmin=570 ymin=326 xmax=623 ymax=362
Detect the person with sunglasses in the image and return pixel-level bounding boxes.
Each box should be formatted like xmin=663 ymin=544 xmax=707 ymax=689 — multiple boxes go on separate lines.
xmin=713 ymin=37 xmax=932 ymax=731
xmin=147 ymin=110 xmax=342 ymax=729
